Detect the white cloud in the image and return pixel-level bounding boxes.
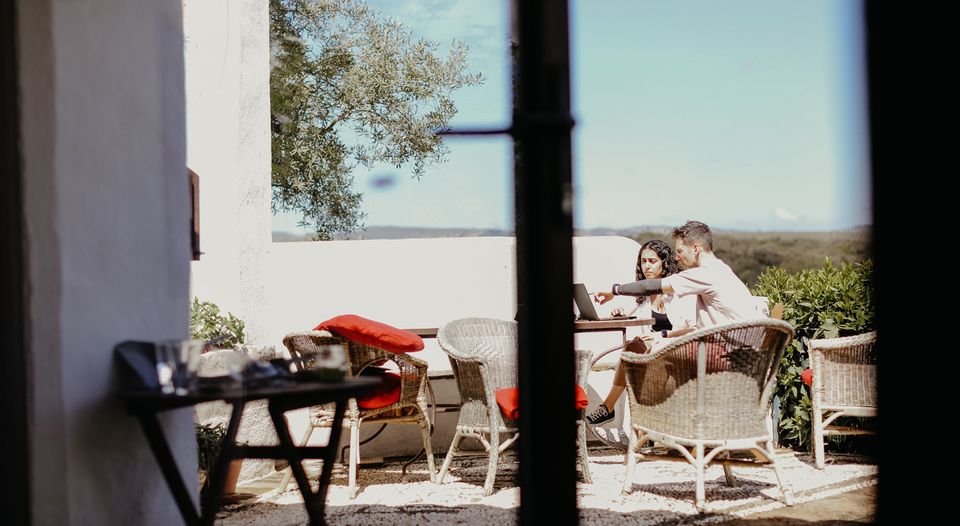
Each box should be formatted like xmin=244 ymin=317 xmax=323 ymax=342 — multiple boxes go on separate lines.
xmin=773 ymin=207 xmax=799 ymax=221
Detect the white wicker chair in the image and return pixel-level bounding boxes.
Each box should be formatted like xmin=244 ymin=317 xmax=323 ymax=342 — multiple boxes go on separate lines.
xmin=809 ymin=331 xmax=877 ymax=469
xmin=619 ymin=318 xmax=796 ymax=512
xmin=280 ymin=330 xmax=435 ymax=498
xmin=435 ymin=317 xmax=592 ymax=495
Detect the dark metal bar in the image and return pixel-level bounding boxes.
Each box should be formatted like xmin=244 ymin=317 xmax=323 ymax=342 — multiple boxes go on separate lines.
xmin=512 ymin=0 xmax=577 ymax=524
xmin=1 ymin=0 xmax=30 ymax=523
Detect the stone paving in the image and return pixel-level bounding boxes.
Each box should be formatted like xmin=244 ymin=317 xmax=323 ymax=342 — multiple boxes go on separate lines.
xmin=218 ymin=447 xmax=877 ymax=525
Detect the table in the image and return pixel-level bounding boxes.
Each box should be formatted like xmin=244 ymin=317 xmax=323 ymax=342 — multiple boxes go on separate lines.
xmin=574 ymin=318 xmax=653 ymax=360
xmin=122 ymin=377 xmax=380 ymax=526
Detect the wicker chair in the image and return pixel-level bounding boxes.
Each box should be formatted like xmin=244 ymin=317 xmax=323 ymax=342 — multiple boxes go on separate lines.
xmin=619 ymin=319 xmax=795 ymax=512
xmin=280 ymin=330 xmax=435 ymax=498
xmin=436 ymin=318 xmax=593 ymax=495
xmin=809 ymin=331 xmax=877 ymax=469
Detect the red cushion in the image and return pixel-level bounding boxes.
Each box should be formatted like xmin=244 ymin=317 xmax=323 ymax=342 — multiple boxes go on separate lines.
xmin=494 ymin=386 xmax=589 ymax=421
xmin=315 ymin=314 xmax=424 ymax=354
xmin=356 ymin=368 xmax=402 ymax=409
xmin=801 ymin=368 xmax=813 ymax=386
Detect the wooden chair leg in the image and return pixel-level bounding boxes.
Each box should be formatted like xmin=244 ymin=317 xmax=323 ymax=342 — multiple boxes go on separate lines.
xmin=437 ymin=431 xmax=462 ymax=484
xmin=694 ymin=443 xmax=706 ymax=512
xmin=417 ymin=406 xmax=436 ymax=482
xmin=722 ymin=464 xmax=737 ymax=487
xmin=621 ymin=428 xmax=639 ymax=495
xmin=483 ymin=429 xmax=500 ymax=496
xmin=812 ymin=406 xmax=827 ymax=469
xmin=765 ymin=439 xmax=794 ymax=506
xmin=577 ymin=421 xmax=592 ymax=483
xmin=348 ymin=419 xmax=359 ymax=499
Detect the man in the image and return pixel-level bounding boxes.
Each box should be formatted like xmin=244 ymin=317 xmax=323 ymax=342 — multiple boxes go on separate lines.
xmin=597 ymin=220 xmax=761 ymax=327
xmin=585 ymin=221 xmax=762 ymax=426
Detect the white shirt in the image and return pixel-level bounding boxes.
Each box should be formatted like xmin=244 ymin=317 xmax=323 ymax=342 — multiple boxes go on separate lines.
xmin=633 ymin=293 xmax=697 ymax=332
xmin=662 ymin=257 xmax=762 ymax=327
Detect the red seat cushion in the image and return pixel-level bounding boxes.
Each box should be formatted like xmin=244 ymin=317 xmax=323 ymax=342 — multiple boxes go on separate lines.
xmin=801 ymin=368 xmax=813 ymax=386
xmin=315 ymin=314 xmax=424 ymax=354
xmin=356 ymin=368 xmax=402 ymax=409
xmin=494 ymin=386 xmax=589 ymax=421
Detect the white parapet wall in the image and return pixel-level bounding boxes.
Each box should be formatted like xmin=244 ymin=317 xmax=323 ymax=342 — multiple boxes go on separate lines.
xmin=262 ymin=236 xmax=653 ymax=458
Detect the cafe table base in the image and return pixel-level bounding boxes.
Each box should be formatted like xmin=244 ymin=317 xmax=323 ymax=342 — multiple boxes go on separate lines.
xmin=123 ymin=378 xmax=379 ymax=526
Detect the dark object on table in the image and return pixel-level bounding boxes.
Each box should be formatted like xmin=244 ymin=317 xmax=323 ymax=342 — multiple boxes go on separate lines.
xmin=115 ymin=340 xmax=160 ymax=390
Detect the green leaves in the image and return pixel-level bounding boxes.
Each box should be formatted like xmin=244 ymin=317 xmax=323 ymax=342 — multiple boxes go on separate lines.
xmin=753 ymin=259 xmax=873 ymax=450
xmin=189 ymin=297 xmax=247 ymax=350
xmin=269 ymin=0 xmax=483 ymax=239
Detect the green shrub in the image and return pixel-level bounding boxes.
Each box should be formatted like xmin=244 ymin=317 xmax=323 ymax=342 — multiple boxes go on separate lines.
xmin=189 ymin=297 xmax=246 ymax=350
xmin=752 ymin=259 xmax=873 ymax=449
xmin=195 ymin=422 xmax=227 ymax=479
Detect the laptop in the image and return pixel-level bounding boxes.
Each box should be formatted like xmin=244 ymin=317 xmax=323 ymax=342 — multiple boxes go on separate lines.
xmin=573 ymin=283 xmax=636 ymax=321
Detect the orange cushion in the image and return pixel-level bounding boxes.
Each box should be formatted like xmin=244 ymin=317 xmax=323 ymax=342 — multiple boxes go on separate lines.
xmin=494 ymin=386 xmax=589 ymax=421
xmin=356 ymin=368 xmax=402 ymax=409
xmin=801 ymin=368 xmax=813 ymax=386
xmin=315 ymin=314 xmax=424 ymax=354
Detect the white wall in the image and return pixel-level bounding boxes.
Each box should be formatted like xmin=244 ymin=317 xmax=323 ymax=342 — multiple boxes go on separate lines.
xmin=265 ymin=236 xmax=648 ymax=372
xmin=265 ymin=236 xmax=650 ymax=458
xmin=18 ymin=0 xmax=191 ymax=523
xmin=185 ymin=0 xmax=272 ymax=344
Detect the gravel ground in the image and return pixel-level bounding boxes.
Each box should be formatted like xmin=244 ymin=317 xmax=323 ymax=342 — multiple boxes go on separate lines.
xmin=218 ymin=448 xmax=876 ymax=525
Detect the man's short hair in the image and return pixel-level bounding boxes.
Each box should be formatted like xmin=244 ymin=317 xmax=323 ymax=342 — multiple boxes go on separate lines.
xmin=672 ymin=220 xmax=714 ymax=251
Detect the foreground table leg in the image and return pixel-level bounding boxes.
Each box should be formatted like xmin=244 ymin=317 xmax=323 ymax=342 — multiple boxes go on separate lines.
xmin=137 ymin=412 xmax=200 ymax=526
xmin=270 ymin=397 xmax=347 ymax=525
xmin=199 ymin=401 xmax=244 ymax=526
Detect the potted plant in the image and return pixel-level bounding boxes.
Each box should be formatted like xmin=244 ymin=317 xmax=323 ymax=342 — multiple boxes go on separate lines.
xmin=195 ymin=422 xmax=244 ymax=498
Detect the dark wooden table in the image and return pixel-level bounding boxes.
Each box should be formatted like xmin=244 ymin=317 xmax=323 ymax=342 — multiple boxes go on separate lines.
xmin=122 ymin=377 xmax=380 ymax=526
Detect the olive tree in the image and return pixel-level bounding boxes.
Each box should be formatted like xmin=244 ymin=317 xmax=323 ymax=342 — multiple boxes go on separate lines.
xmin=270 ymin=0 xmax=483 ymax=239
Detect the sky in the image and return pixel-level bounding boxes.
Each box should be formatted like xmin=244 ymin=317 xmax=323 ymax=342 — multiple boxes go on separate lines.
xmin=273 ymin=0 xmax=871 ymax=234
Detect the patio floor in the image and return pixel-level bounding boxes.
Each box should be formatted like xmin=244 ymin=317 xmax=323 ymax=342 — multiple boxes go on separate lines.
xmin=218 ymin=446 xmax=876 ymax=525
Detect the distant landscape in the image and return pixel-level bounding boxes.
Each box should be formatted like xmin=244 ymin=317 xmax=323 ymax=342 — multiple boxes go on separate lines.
xmin=273 ymin=225 xmax=871 ymax=287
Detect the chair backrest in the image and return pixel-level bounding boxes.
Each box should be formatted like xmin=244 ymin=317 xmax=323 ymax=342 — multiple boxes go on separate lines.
xmin=283 ymin=330 xmax=395 ymax=377
xmin=437 ymin=317 xmax=518 ymax=394
xmin=620 ymin=318 xmax=794 ymax=440
xmin=809 ymin=331 xmax=877 ymax=408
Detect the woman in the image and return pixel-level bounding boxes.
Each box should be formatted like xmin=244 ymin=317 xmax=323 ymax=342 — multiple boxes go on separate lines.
xmin=585 ymin=239 xmax=697 ymax=425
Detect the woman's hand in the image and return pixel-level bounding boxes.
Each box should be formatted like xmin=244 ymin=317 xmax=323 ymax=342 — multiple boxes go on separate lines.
xmin=593 ymin=291 xmax=614 ymax=304
xmin=611 ymin=306 xmax=625 ymax=316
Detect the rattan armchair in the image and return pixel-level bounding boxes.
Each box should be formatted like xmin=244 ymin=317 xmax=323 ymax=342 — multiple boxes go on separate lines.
xmin=280 ymin=330 xmax=435 ymax=498
xmin=619 ymin=319 xmax=795 ymax=512
xmin=435 ymin=318 xmax=592 ymax=495
xmin=809 ymin=331 xmax=877 ymax=469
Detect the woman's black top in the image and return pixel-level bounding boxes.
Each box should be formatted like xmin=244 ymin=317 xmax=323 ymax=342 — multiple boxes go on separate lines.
xmin=651 ymin=310 xmax=671 ymax=332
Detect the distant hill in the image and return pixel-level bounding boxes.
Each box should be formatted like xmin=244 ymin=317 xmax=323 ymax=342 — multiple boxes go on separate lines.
xmin=274 ymin=225 xmax=872 ymax=287
xmin=272 ymin=224 xmax=684 ymax=241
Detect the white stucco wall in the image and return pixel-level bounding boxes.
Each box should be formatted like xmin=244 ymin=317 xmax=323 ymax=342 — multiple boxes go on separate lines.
xmin=265 ymin=236 xmax=649 ymax=458
xmin=18 ymin=0 xmax=192 ymax=524
xmin=185 ymin=0 xmax=272 ymax=344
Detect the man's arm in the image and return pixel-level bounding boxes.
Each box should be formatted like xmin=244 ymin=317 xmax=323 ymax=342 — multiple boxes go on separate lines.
xmin=595 ymin=279 xmax=675 ymax=304
xmin=616 ymin=278 xmax=675 ymax=296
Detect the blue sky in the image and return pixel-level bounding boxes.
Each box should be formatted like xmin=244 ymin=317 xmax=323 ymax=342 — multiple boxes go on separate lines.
xmin=273 ymin=0 xmax=871 ymax=233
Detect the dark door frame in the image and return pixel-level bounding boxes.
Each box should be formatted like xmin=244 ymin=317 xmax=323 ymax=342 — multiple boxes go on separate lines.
xmin=1 ymin=0 xmax=31 ymax=524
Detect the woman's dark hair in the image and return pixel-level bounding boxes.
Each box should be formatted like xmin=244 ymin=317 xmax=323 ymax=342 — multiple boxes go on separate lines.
xmin=635 ymin=239 xmax=680 ymax=305
xmin=635 ymin=239 xmax=681 ymax=280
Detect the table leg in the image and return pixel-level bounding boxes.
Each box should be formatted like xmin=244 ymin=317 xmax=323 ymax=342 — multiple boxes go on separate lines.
xmin=269 ymin=397 xmax=348 ymax=525
xmin=199 ymin=401 xmax=244 ymax=526
xmin=137 ymin=412 xmax=200 ymax=526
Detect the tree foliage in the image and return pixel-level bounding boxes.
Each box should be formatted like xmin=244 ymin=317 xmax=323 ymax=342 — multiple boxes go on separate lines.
xmin=753 ymin=259 xmax=874 ymax=449
xmin=269 ymin=0 xmax=483 ymax=239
